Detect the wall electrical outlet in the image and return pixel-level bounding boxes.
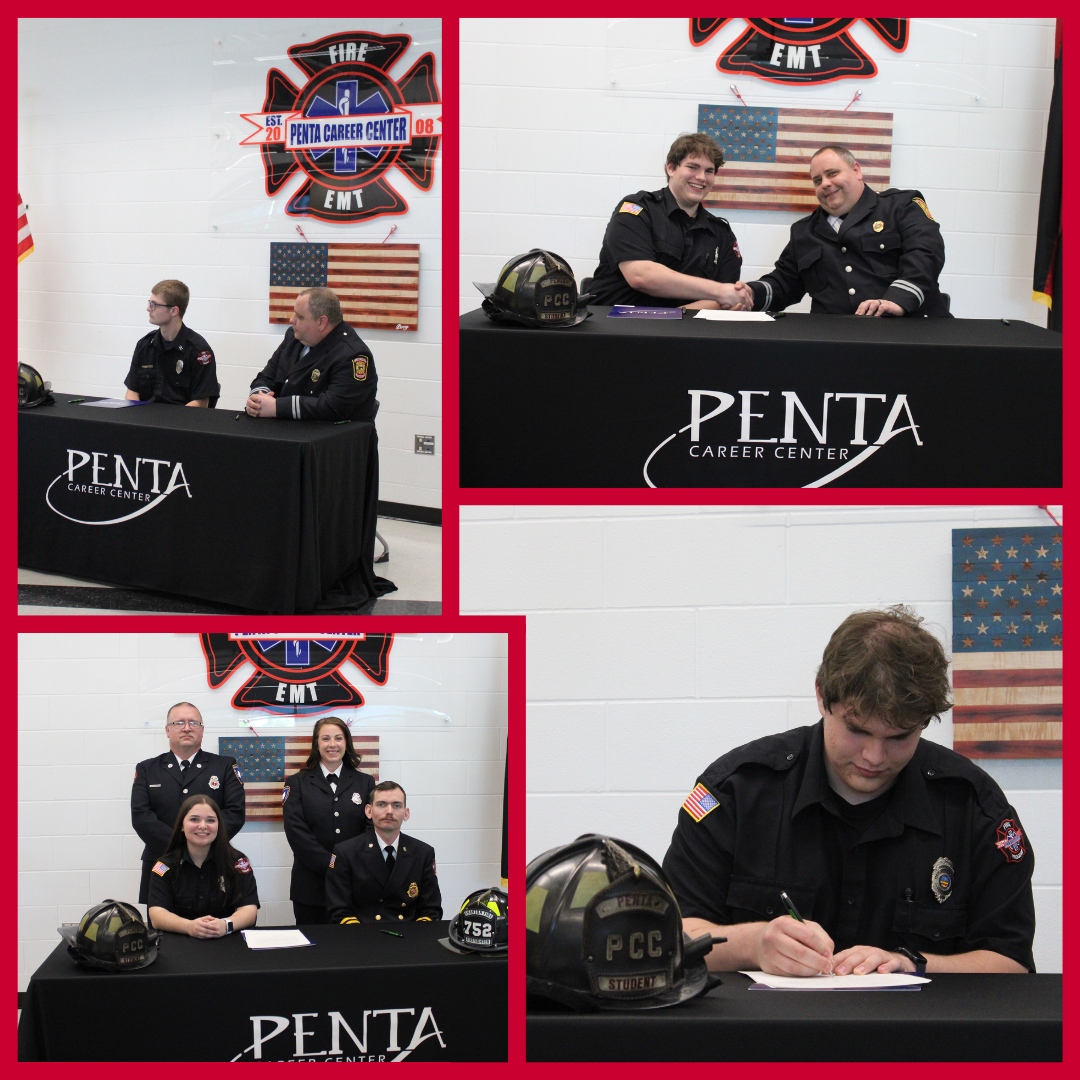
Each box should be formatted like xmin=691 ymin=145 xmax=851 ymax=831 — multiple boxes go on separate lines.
xmin=415 ymin=435 xmax=435 ymax=455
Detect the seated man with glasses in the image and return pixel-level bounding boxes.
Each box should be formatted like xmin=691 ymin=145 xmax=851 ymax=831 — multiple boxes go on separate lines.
xmin=131 ymin=701 xmax=246 ymax=906
xmin=124 ymin=279 xmax=220 ymax=406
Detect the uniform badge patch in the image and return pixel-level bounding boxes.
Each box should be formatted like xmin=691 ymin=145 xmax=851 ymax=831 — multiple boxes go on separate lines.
xmin=682 ymin=783 xmax=719 ymax=822
xmin=235 ymin=857 xmax=252 ymax=874
xmin=329 ymin=854 xmax=337 ymax=869
xmin=913 ymin=197 xmax=934 ymax=220
xmin=311 ymin=368 xmax=321 ymax=382
xmin=995 ymin=818 xmax=1026 ymax=862
xmin=353 ymin=357 xmax=368 ymax=381
xmin=872 ymin=220 xmax=885 ymax=233
xmin=931 ymin=856 xmax=954 ymax=903
xmin=619 ymin=201 xmax=644 ymax=215
xmin=175 ymin=359 xmax=184 ymax=374
xmin=408 ymin=882 xmax=419 ymax=898
xmin=209 ymin=775 xmax=220 ymax=790
xmin=152 ymin=861 xmax=169 ymax=877
xmin=352 ymin=791 xmax=362 ymax=804
xmin=196 ymin=350 xmax=211 ymax=366
xmin=282 ymin=785 xmax=290 ymax=805
xmin=233 ymin=764 xmax=244 ymax=785
xmin=733 ymin=241 xmax=742 ymax=258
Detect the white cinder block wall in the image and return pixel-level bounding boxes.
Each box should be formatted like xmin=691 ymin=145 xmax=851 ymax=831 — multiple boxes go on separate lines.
xmin=461 ymin=505 xmax=1062 ymax=973
xmin=18 ymin=18 xmax=441 ymax=509
xmin=18 ymin=633 xmax=507 ymax=991
xmin=461 ymin=18 xmax=1056 ymax=322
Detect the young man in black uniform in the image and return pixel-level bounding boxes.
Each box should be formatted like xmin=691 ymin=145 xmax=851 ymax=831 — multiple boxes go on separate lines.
xmin=663 ymin=607 xmax=1035 ymax=977
xmin=124 ymin=279 xmax=220 ymax=405
xmin=245 ymin=286 xmax=377 ymax=421
xmin=746 ymin=145 xmax=951 ymax=316
xmin=589 ymin=133 xmax=752 ymax=310
xmin=130 ymin=702 xmax=246 ymax=904
xmin=325 ymin=782 xmax=442 ymax=925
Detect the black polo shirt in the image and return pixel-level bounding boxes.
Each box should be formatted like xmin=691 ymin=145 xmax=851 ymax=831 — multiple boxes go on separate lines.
xmin=590 ymin=186 xmax=742 ymax=307
xmin=124 ymin=324 xmax=220 ymax=404
xmin=663 ymin=721 xmax=1036 ymax=970
xmin=147 ymin=848 xmax=260 ymax=922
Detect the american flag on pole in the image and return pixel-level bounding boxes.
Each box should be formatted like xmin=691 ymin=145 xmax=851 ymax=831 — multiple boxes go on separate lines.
xmin=219 ymin=733 xmax=380 ymax=821
xmin=951 ymin=526 xmax=1062 ymax=759
xmin=269 ymin=241 xmax=419 ymax=331
xmin=18 ymin=193 xmax=33 ymax=263
xmin=698 ymin=105 xmax=892 ymax=213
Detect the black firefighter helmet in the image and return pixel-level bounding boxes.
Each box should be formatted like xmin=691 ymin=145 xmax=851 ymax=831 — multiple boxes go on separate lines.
xmin=58 ymin=899 xmax=161 ymax=972
xmin=18 ymin=362 xmax=54 ymax=407
xmin=448 ymin=886 xmax=509 ymax=953
xmin=474 ymin=249 xmax=592 ymax=328
xmin=525 ymin=834 xmax=722 ymax=1011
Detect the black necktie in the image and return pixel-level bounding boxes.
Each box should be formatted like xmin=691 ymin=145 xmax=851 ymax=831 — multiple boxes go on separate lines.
xmin=384 ymin=846 xmax=396 ymax=875
xmin=327 ymin=773 xmax=338 ymax=788
xmin=179 ymin=759 xmax=189 ymax=773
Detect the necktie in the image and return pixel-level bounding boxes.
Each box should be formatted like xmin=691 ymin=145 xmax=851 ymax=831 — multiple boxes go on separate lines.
xmin=327 ymin=773 xmax=338 ymax=789
xmin=384 ymin=846 xmax=396 ymax=875
xmin=179 ymin=759 xmax=189 ymax=773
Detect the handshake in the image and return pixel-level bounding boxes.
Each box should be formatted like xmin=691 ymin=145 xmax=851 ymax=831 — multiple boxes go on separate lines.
xmin=684 ymin=281 xmax=755 ymax=312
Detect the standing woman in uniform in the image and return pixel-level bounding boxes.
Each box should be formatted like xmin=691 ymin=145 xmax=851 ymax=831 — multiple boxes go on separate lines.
xmin=283 ymin=716 xmax=376 ymax=924
xmin=147 ymin=794 xmax=259 ymax=937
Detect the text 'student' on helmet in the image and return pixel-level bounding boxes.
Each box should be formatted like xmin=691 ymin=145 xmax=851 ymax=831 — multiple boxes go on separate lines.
xmin=447 ymin=886 xmax=509 ymax=953
xmin=473 ymin=249 xmax=593 ymax=328
xmin=18 ymin=362 xmax=55 ymax=408
xmin=58 ymin=899 xmax=162 ymax=972
xmin=525 ymin=834 xmax=723 ymax=1011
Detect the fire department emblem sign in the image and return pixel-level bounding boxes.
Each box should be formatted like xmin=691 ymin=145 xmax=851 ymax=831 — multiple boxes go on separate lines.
xmin=240 ymin=31 xmax=441 ymax=223
xmin=690 ymin=19 xmax=909 ymax=85
xmin=200 ymin=633 xmax=394 ymax=713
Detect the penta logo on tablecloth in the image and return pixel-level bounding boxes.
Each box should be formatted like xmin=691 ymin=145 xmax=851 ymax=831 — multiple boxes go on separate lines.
xmin=643 ymin=388 xmax=923 ymax=488
xmin=45 ymin=449 xmax=191 ymax=524
xmin=230 ymin=1007 xmax=446 ymax=1061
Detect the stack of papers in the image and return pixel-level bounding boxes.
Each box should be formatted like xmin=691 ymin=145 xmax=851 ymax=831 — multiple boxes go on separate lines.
xmin=741 ymin=970 xmax=930 ymax=989
xmin=241 ymin=929 xmax=314 ymax=950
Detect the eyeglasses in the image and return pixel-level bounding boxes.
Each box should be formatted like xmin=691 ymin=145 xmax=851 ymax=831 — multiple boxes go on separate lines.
xmin=167 ymin=720 xmax=203 ymax=729
xmin=147 ymin=301 xmax=172 ymax=311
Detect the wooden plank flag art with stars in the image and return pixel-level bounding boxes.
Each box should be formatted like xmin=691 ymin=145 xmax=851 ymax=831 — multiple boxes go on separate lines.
xmin=218 ymin=733 xmax=379 ymax=821
xmin=270 ymin=241 xmax=420 ymax=331
xmin=952 ymin=526 xmax=1062 ymax=759
xmin=697 ymin=105 xmax=892 ymax=213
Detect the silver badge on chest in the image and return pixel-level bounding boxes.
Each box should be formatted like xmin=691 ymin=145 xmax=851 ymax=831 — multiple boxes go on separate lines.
xmin=931 ymin=856 xmax=954 ymax=903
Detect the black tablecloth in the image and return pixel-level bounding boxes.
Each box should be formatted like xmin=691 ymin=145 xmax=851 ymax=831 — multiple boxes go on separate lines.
xmin=19 ymin=398 xmax=394 ymax=612
xmin=460 ymin=310 xmax=1062 ymax=488
xmin=527 ymin=972 xmax=1061 ymax=1060
xmin=19 ymin=922 xmax=506 ymax=1061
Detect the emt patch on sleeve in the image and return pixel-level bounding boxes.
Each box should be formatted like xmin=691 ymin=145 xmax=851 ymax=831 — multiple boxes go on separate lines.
xmin=682 ymin=782 xmax=719 ymax=822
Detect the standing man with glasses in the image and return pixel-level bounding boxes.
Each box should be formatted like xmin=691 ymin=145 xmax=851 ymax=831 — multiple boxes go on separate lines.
xmin=131 ymin=702 xmax=246 ymax=905
xmin=124 ymin=279 xmax=220 ymax=406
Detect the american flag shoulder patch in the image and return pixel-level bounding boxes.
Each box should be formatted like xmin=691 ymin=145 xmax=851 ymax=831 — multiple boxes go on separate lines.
xmin=682 ymin=783 xmax=719 ymax=822
xmin=152 ymin=861 xmax=169 ymax=877
xmin=619 ymin=201 xmax=644 ymax=215
xmin=329 ymin=854 xmax=336 ymax=869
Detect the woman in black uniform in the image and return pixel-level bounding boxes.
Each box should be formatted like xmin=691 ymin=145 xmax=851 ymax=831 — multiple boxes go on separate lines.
xmin=283 ymin=716 xmax=376 ymax=925
xmin=147 ymin=793 xmax=259 ymax=937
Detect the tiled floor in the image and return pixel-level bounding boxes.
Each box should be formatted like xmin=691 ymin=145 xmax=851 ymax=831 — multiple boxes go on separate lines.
xmin=18 ymin=516 xmax=441 ymax=614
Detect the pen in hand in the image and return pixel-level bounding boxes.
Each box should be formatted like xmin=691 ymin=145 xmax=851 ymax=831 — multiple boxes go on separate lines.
xmin=779 ymin=890 xmax=834 ymax=975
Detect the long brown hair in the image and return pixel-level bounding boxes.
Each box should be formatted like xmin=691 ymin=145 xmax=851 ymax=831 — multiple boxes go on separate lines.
xmin=302 ymin=716 xmax=361 ymax=771
xmin=161 ymin=794 xmax=246 ymax=907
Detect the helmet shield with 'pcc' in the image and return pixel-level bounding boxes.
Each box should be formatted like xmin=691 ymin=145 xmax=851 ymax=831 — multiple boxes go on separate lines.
xmin=525 ymin=834 xmax=720 ymax=1010
xmin=473 ymin=249 xmax=592 ymax=328
xmin=58 ymin=899 xmax=162 ymax=972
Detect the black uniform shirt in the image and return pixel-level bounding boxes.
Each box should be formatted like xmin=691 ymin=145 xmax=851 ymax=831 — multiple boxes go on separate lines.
xmin=590 ymin=186 xmax=742 ymax=307
xmin=124 ymin=324 xmax=220 ymax=404
xmin=146 ymin=848 xmax=260 ymax=921
xmin=662 ymin=721 xmax=1036 ymax=970
xmin=250 ymin=322 xmax=377 ymax=421
xmin=748 ymin=184 xmax=950 ymax=316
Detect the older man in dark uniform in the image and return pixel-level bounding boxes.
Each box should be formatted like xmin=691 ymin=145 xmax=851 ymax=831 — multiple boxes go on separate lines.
xmin=325 ymin=781 xmax=442 ymax=925
xmin=246 ymin=286 xmax=377 ymax=420
xmin=589 ymin=133 xmax=751 ymax=311
xmin=746 ymin=145 xmax=950 ymax=317
xmin=663 ymin=607 xmax=1035 ymax=977
xmin=131 ymin=702 xmax=246 ymax=904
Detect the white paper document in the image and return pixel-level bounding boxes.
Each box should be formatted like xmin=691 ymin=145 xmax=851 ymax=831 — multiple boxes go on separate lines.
xmin=242 ymin=929 xmax=314 ymax=950
xmin=693 ymin=310 xmax=775 ymax=322
xmin=741 ymin=970 xmax=930 ymax=990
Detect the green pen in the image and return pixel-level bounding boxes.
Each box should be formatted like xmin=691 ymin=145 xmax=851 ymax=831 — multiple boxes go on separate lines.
xmin=68 ymin=398 xmax=86 ymax=404
xmin=379 ymin=929 xmax=403 ymax=938
xmin=779 ymin=890 xmax=804 ymax=922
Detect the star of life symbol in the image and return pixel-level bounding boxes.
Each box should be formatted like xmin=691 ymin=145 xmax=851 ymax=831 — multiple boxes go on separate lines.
xmin=240 ymin=31 xmax=441 ymax=223
xmin=200 ymin=633 xmax=394 ymax=714
xmin=690 ymin=19 xmax=909 ymax=85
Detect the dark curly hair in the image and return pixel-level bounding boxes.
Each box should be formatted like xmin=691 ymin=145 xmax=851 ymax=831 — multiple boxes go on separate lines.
xmin=816 ymin=606 xmax=951 ymax=729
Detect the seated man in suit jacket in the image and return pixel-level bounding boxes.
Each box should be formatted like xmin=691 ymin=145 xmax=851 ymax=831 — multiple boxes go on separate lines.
xmin=325 ymin=781 xmax=442 ymax=925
